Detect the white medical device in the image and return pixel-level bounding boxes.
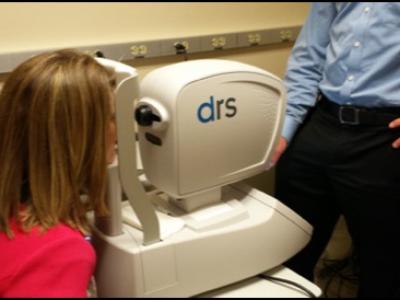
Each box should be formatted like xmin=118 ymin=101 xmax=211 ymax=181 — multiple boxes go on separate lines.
xmin=91 ymin=58 xmax=315 ymax=297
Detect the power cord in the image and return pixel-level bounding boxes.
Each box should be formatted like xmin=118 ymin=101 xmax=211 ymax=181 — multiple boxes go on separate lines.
xmin=95 ymin=50 xmax=105 ymax=58
xmin=174 ymin=42 xmax=189 ymax=61
xmin=258 ymin=273 xmax=318 ymax=298
xmin=318 ymin=250 xmax=359 ymax=297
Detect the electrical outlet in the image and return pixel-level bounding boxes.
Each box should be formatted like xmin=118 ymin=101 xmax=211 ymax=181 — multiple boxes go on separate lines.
xmin=248 ymin=33 xmax=262 ymax=46
xmin=125 ymin=41 xmax=161 ymax=60
xmin=174 ymin=40 xmax=190 ymax=51
xmin=201 ymin=33 xmax=236 ymax=52
xmin=130 ymin=45 xmax=148 ymax=58
xmin=280 ymin=30 xmax=293 ymax=42
xmin=78 ymin=44 xmax=124 ymax=60
xmin=83 ymin=49 xmax=101 ymax=57
xmin=160 ymin=37 xmax=201 ymax=57
xmin=211 ymin=36 xmax=226 ymax=49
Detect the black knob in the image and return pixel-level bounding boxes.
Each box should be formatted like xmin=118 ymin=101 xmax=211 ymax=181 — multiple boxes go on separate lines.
xmin=135 ymin=105 xmax=161 ymax=126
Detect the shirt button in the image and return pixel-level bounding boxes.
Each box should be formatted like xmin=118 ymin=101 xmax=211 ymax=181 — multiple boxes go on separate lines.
xmin=353 ymin=41 xmax=361 ymax=48
xmin=348 ymin=75 xmax=354 ymax=81
xmin=364 ymin=7 xmax=370 ymax=13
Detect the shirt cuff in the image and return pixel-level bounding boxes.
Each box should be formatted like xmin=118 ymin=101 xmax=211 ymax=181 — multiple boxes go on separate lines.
xmin=281 ymin=115 xmax=301 ymax=143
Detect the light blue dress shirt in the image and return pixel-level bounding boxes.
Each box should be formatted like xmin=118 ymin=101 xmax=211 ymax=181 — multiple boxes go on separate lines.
xmin=282 ymin=2 xmax=400 ymax=142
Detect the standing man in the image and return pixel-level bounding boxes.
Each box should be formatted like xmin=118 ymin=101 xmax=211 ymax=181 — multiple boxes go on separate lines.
xmin=273 ymin=3 xmax=400 ymax=297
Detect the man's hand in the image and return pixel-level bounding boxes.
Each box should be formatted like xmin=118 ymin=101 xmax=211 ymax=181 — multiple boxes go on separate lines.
xmin=270 ymin=137 xmax=288 ymax=167
xmin=389 ymin=118 xmax=400 ymax=148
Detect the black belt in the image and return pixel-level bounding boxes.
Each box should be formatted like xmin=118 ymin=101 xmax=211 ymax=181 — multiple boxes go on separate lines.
xmin=318 ymin=94 xmax=400 ymax=126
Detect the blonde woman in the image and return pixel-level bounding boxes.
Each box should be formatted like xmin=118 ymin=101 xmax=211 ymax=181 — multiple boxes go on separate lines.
xmin=0 ymin=50 xmax=117 ymax=297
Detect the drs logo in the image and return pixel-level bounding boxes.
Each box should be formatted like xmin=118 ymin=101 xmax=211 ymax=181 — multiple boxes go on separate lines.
xmin=197 ymin=96 xmax=237 ymax=123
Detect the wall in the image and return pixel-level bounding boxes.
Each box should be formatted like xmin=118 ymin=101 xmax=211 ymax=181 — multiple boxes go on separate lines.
xmin=0 ymin=3 xmax=309 ymax=53
xmin=0 ymin=2 xmax=310 ymax=194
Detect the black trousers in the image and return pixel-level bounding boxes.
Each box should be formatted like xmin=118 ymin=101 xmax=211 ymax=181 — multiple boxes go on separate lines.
xmin=275 ymin=99 xmax=400 ymax=297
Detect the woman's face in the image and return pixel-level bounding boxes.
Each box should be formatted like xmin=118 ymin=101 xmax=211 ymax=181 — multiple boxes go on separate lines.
xmin=106 ymin=101 xmax=117 ymax=164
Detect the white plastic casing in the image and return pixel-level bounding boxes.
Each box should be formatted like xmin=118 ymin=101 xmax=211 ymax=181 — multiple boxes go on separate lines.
xmin=137 ymin=59 xmax=286 ymax=199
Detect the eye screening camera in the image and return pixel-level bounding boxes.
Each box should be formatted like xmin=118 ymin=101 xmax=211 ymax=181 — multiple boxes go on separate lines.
xmin=91 ymin=58 xmax=320 ymax=297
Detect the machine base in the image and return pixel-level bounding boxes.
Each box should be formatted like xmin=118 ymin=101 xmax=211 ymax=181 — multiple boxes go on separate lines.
xmin=198 ymin=265 xmax=322 ymax=298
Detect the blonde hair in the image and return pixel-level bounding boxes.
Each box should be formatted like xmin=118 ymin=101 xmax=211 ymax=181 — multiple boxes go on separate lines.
xmin=0 ymin=49 xmax=115 ymax=237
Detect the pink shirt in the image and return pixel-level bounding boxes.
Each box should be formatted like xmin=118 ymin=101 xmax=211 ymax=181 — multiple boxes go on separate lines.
xmin=0 ymin=220 xmax=95 ymax=298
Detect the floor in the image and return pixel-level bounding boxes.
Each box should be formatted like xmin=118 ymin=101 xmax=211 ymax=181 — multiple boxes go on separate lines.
xmin=313 ymin=216 xmax=359 ymax=298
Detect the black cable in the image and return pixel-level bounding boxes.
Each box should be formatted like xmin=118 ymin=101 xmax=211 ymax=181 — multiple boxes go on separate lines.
xmin=174 ymin=42 xmax=189 ymax=61
xmin=319 ymin=252 xmax=359 ymax=297
xmin=95 ymin=50 xmax=105 ymax=58
xmin=321 ymin=258 xmax=348 ymax=297
xmin=258 ymin=273 xmax=318 ymax=298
